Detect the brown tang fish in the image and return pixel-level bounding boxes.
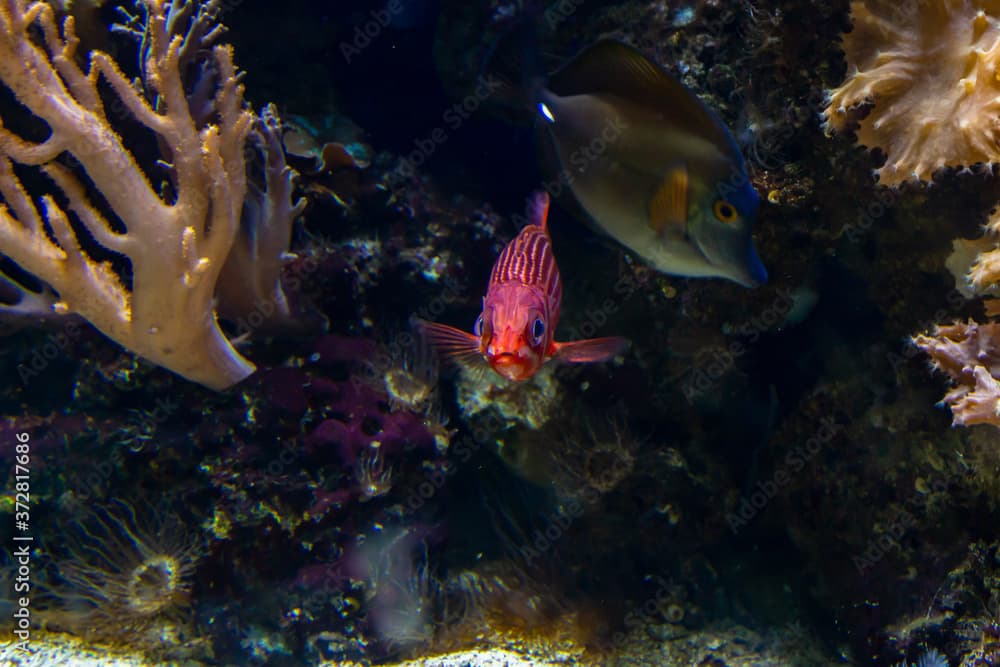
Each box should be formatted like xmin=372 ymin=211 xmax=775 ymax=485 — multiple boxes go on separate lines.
xmin=534 ymin=41 xmax=767 ymax=287
xmin=415 ymin=191 xmax=628 ymax=382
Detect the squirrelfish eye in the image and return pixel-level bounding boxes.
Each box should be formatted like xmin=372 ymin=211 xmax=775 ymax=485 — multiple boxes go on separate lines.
xmin=531 ymin=318 xmax=545 ymax=343
xmin=713 ymin=200 xmax=739 ymax=223
xmin=473 ymin=315 xmax=484 ymax=337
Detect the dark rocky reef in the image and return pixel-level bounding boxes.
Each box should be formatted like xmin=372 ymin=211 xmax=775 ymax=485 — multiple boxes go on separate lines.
xmin=7 ymin=1 xmax=1000 ymax=666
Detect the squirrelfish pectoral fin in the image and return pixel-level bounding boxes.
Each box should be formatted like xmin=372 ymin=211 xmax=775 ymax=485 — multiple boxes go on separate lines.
xmin=553 ymin=337 xmax=629 ymax=363
xmin=412 ymin=319 xmax=483 ymax=365
xmin=648 ymin=165 xmax=688 ymax=240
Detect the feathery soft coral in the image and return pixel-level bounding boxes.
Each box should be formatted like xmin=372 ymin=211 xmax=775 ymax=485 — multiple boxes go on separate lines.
xmin=912 ymin=320 xmax=1000 ymax=427
xmin=824 ymin=1 xmax=1000 ymax=186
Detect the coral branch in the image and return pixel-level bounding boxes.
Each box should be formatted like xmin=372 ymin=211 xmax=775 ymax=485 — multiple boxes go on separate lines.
xmin=945 ymin=366 xmax=1000 ymax=427
xmin=0 ymin=0 xmax=255 ymax=389
xmin=215 ymin=104 xmax=307 ymax=329
xmin=912 ymin=320 xmax=1000 ymax=428
xmin=824 ymin=1 xmax=1000 ymax=186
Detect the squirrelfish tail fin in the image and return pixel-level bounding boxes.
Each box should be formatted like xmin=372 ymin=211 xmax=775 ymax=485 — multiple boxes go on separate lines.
xmin=552 ymin=337 xmax=630 ymax=363
xmin=411 ymin=318 xmax=483 ymax=366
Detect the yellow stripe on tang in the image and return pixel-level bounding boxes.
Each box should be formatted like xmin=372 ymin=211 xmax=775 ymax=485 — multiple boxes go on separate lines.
xmin=648 ymin=165 xmax=689 ymax=240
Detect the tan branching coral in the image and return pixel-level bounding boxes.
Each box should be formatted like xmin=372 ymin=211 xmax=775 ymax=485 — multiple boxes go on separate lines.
xmin=215 ymin=104 xmax=307 ymax=330
xmin=831 ymin=2 xmax=1000 ymax=427
xmin=931 ymin=207 xmax=1000 ymax=428
xmin=824 ymin=0 xmax=1000 ymax=185
xmin=912 ymin=320 xmax=1000 ymax=427
xmin=0 ymin=0 xmax=255 ymax=389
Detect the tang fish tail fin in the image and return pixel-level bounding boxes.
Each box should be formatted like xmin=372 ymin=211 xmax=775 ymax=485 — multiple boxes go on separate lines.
xmin=528 ymin=190 xmax=551 ymax=231
xmin=553 ymin=337 xmax=630 ymax=363
xmin=411 ymin=318 xmax=483 ymax=365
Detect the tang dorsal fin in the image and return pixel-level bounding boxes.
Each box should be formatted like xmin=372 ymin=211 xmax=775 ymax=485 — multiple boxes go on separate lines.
xmin=547 ymin=40 xmax=741 ymax=164
xmin=648 ymin=165 xmax=688 ymax=240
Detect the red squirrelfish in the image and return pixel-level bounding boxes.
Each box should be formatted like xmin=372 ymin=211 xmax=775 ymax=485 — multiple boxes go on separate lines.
xmin=415 ymin=191 xmax=628 ymax=382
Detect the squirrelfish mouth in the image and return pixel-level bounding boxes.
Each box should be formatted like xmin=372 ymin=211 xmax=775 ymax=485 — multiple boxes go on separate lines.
xmin=489 ymin=352 xmax=534 ymax=381
xmin=490 ymin=352 xmax=521 ymax=367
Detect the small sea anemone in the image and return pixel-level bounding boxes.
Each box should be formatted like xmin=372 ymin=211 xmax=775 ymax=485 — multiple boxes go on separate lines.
xmin=434 ymin=557 xmax=605 ymax=658
xmin=893 ymin=648 xmax=949 ymax=667
xmin=38 ymin=498 xmax=203 ymax=653
xmin=351 ymin=528 xmax=442 ymax=655
xmin=441 ymin=560 xmax=566 ymax=634
xmin=362 ymin=329 xmax=440 ymax=414
xmin=422 ymin=405 xmax=456 ymax=455
xmin=355 ymin=443 xmax=394 ymax=501
xmin=550 ymin=413 xmax=639 ymax=500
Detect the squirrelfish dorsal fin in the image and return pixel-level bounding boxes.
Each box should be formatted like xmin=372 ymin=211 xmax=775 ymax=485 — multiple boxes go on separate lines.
xmin=528 ymin=191 xmax=551 ymax=231
xmin=547 ymin=40 xmax=741 ymax=164
xmin=648 ymin=165 xmax=688 ymax=239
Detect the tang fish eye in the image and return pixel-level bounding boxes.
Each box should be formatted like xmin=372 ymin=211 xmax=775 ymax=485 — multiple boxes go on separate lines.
xmin=713 ymin=200 xmax=739 ymax=223
xmin=531 ymin=318 xmax=545 ymax=343
xmin=473 ymin=314 xmax=484 ymax=337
